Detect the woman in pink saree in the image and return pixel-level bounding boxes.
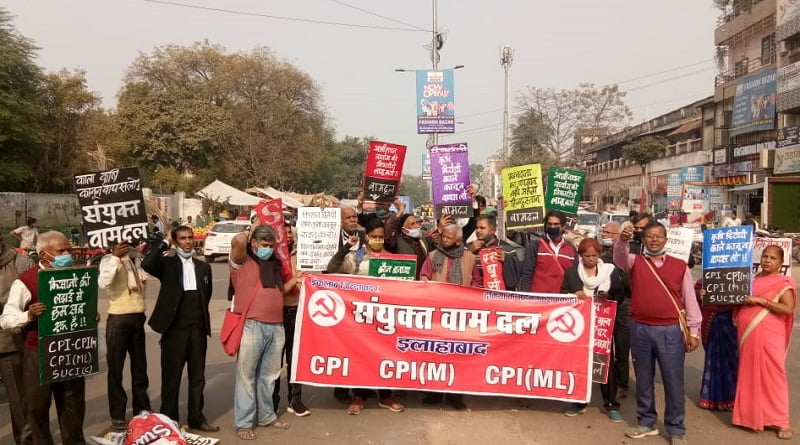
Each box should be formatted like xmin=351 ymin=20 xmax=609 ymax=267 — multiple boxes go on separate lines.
xmin=733 ymin=245 xmax=796 ymax=440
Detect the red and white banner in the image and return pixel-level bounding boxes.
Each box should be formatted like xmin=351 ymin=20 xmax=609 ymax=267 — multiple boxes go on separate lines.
xmin=479 ymin=247 xmax=505 ymax=290
xmin=293 ymin=274 xmax=595 ymax=402
xmin=592 ymin=300 xmax=617 ymax=384
xmin=253 ymin=198 xmax=291 ymax=279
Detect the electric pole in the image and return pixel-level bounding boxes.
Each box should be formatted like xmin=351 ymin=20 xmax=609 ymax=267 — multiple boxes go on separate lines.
xmin=500 ymin=45 xmax=513 ymax=160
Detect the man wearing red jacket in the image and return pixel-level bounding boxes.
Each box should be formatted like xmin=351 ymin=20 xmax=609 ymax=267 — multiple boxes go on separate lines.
xmin=520 ymin=210 xmax=577 ymax=293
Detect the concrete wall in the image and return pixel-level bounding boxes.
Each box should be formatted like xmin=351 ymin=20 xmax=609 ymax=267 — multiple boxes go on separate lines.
xmin=0 ymin=192 xmax=82 ymax=228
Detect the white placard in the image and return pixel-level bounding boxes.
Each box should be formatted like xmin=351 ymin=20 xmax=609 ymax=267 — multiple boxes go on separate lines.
xmin=296 ymin=207 xmax=341 ymax=271
xmin=752 ymin=237 xmax=792 ymax=275
xmin=665 ymin=227 xmax=695 ymax=263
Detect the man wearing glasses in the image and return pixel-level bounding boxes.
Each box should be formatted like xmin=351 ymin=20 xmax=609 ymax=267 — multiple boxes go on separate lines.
xmin=614 ymin=221 xmax=701 ymax=445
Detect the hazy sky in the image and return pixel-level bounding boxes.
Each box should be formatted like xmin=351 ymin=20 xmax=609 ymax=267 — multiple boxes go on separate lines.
xmin=5 ymin=0 xmax=719 ymax=177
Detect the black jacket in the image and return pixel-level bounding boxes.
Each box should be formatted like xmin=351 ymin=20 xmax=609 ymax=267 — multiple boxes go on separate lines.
xmin=142 ymin=242 xmax=213 ymax=335
xmin=560 ymin=264 xmax=627 ymax=304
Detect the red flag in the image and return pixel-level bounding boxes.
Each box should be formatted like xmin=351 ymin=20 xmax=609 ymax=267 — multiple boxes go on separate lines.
xmin=254 ymin=198 xmax=292 ymax=279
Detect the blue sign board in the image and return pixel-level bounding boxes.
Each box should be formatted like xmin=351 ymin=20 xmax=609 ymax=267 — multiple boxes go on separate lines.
xmin=416 ymin=70 xmax=455 ymax=134
xmin=702 ymin=226 xmax=753 ymax=305
xmin=731 ymin=69 xmax=777 ymax=137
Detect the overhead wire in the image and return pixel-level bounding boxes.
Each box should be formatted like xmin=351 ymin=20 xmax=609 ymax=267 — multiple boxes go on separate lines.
xmin=139 ymin=0 xmax=427 ymax=32
xmin=326 ymin=0 xmax=430 ymax=31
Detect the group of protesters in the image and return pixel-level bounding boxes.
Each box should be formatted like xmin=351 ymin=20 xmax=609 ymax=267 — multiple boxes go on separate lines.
xmin=0 ymin=188 xmax=795 ymax=444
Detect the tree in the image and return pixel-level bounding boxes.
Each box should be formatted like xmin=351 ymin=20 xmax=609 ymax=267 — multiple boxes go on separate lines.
xmin=515 ymin=83 xmax=632 ymax=163
xmin=508 ymin=109 xmax=558 ymax=174
xmin=319 ymin=136 xmax=370 ymax=198
xmin=400 ymin=174 xmax=429 ymax=209
xmin=622 ymin=135 xmax=669 ymax=209
xmin=470 ymin=163 xmax=484 ymax=187
xmin=0 ymin=8 xmax=46 ymax=191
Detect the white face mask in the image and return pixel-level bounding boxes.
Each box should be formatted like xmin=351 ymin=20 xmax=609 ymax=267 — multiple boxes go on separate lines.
xmin=600 ymin=238 xmax=614 ymax=246
xmin=405 ymin=228 xmax=422 ymax=239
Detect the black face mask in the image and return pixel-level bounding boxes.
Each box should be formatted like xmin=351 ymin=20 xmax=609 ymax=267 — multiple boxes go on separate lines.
xmin=545 ymin=227 xmax=562 ymax=238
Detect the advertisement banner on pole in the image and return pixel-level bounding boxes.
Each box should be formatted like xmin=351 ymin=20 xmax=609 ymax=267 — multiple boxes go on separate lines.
xmin=253 ymin=198 xmax=292 ymax=278
xmin=37 ymin=267 xmax=99 ymax=384
xmin=293 ymin=274 xmax=595 ymax=402
xmin=502 ymin=164 xmax=545 ymax=229
xmin=702 ymin=226 xmax=753 ymax=305
xmin=296 ymin=207 xmax=341 ymax=271
xmin=416 ymin=70 xmax=455 ymax=134
xmin=430 ymin=143 xmax=471 ymax=218
xmin=74 ymin=167 xmax=149 ymax=248
xmin=364 ymin=141 xmax=407 ymax=206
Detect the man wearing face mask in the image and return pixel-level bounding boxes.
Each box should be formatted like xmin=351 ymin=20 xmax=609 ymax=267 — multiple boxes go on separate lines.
xmin=614 ymin=222 xmax=701 ymax=445
xmin=1 ymin=231 xmax=86 ymax=445
xmin=229 ymin=225 xmax=292 ymax=439
xmin=599 ymin=221 xmax=632 ymax=399
xmin=629 ymin=213 xmax=652 ymax=255
xmin=520 ymin=210 xmax=578 ymax=293
xmin=385 ymin=212 xmax=436 ymax=280
xmin=0 ymin=235 xmax=35 ymax=445
xmin=467 ymin=215 xmax=522 ymax=290
xmin=142 ymin=226 xmax=217 ymax=433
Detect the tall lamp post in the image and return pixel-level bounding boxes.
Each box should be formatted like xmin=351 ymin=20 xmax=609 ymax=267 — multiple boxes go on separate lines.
xmin=500 ymin=45 xmax=514 ymax=160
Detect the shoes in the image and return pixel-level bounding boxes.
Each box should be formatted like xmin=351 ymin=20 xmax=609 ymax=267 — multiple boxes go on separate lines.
xmin=189 ymin=421 xmax=220 ymax=432
xmin=334 ymin=388 xmax=352 ymax=404
xmin=564 ymin=403 xmax=587 ymax=417
xmin=378 ymin=396 xmax=405 ymax=413
xmin=111 ymin=419 xmax=127 ymax=432
xmin=670 ymin=434 xmax=687 ymax=445
xmin=625 ymin=425 xmax=659 ymax=439
xmin=287 ymin=400 xmax=311 ymax=417
xmin=616 ymin=387 xmax=628 ymax=400
xmin=347 ymin=396 xmax=365 ymax=415
xmin=446 ymin=397 xmax=467 ymax=411
xmin=422 ymin=394 xmax=443 ymax=405
xmin=606 ymin=409 xmax=623 ymax=422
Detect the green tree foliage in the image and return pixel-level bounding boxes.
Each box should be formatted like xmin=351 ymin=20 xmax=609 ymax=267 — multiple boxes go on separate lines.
xmin=0 ymin=9 xmax=45 ymax=190
xmin=515 ymin=83 xmax=631 ymax=163
xmin=400 ymin=174 xmax=429 ymax=209
xmin=320 ymin=136 xmax=370 ymax=199
xmin=508 ymin=109 xmax=558 ymax=175
xmin=621 ymin=136 xmax=668 ymax=169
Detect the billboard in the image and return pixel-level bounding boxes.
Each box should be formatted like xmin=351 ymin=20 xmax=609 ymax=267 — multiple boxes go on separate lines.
xmin=730 ymin=69 xmax=777 ymax=137
xmin=416 ymin=70 xmax=455 ymax=134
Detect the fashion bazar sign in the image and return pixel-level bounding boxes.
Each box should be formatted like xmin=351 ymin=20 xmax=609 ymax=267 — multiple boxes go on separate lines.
xmin=293 ymin=274 xmax=595 ymax=402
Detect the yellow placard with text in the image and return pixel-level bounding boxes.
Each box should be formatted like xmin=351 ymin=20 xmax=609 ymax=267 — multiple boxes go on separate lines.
xmin=502 ymin=164 xmax=545 ymax=229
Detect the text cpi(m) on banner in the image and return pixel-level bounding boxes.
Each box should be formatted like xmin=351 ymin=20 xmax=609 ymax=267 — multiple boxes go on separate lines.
xmin=293 ymin=274 xmax=595 ymax=403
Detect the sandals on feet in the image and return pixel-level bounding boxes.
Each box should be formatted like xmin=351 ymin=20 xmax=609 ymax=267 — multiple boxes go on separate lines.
xmin=778 ymin=429 xmax=793 ymax=440
xmin=268 ymin=420 xmax=290 ymax=430
xmin=236 ymin=428 xmax=256 ymax=440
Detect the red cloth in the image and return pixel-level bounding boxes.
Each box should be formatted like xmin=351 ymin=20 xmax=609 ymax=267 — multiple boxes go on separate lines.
xmin=629 ymin=255 xmax=685 ymax=325
xmin=732 ymin=274 xmax=796 ymax=431
xmin=230 ymin=257 xmax=284 ymax=323
xmin=531 ymin=240 xmax=575 ymax=294
xmin=17 ymin=266 xmax=40 ymax=351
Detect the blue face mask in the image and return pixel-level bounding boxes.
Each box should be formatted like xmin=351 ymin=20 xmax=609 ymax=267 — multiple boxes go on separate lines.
xmin=176 ymin=248 xmax=194 ymax=259
xmin=51 ymin=254 xmax=74 ymax=268
xmin=644 ymin=247 xmax=667 ymax=256
xmin=255 ymin=247 xmax=274 ymax=260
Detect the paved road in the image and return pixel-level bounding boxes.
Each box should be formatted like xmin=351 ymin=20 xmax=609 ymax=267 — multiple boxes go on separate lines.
xmin=1 ymin=259 xmax=798 ymax=444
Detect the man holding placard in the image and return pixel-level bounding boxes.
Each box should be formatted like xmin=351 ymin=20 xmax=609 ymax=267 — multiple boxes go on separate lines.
xmin=520 ymin=210 xmax=577 ymax=293
xmin=1 ymin=231 xmax=87 ymax=445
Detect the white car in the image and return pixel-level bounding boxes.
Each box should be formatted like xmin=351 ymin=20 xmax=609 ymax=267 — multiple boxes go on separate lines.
xmin=575 ymin=211 xmax=600 ymax=239
xmin=595 ymin=211 xmax=632 ymax=241
xmin=203 ymin=220 xmax=251 ymax=262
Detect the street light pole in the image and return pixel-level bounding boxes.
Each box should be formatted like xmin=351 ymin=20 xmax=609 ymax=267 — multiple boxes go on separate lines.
xmin=431 ymin=0 xmax=439 ymax=150
xmin=500 ymin=45 xmax=514 ymax=160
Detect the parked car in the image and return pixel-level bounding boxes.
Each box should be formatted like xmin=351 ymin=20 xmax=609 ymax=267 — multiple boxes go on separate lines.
xmin=595 ymin=211 xmax=631 ymax=240
xmin=575 ymin=211 xmax=599 ymax=239
xmin=203 ymin=220 xmax=251 ymax=262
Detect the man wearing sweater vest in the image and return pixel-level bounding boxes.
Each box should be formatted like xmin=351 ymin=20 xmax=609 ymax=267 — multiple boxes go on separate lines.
xmin=0 ymin=231 xmax=86 ymax=445
xmin=520 ymin=210 xmax=578 ymax=293
xmin=98 ymin=241 xmax=151 ymax=431
xmin=614 ymin=221 xmax=701 ymax=445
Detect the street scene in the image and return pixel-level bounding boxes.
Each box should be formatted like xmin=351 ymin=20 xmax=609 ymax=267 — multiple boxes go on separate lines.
xmin=1 ymin=0 xmax=800 ymax=444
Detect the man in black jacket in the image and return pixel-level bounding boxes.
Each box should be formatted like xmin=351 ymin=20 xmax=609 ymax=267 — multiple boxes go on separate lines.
xmin=142 ymin=226 xmax=218 ymax=432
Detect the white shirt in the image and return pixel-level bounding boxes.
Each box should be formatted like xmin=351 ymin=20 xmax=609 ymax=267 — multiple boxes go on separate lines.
xmin=180 ymin=254 xmax=198 ymax=291
xmin=12 ymin=226 xmax=38 ymax=250
xmin=0 ymin=276 xmax=34 ymax=330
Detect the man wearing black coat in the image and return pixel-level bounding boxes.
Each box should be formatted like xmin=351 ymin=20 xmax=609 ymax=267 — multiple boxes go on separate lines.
xmin=142 ymin=226 xmax=218 ymax=432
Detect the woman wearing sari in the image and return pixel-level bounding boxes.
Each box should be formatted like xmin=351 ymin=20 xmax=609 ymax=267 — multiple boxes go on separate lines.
xmin=697 ymin=278 xmax=738 ymax=411
xmin=733 ymin=245 xmax=796 ymax=440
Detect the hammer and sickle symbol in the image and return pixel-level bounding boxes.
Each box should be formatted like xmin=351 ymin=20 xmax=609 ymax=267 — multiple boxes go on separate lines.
xmin=549 ymin=311 xmax=577 ymax=337
xmin=312 ymin=296 xmax=337 ymax=319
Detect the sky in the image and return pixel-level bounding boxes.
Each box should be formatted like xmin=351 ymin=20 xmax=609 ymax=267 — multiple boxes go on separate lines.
xmin=4 ymin=0 xmax=720 ymax=177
